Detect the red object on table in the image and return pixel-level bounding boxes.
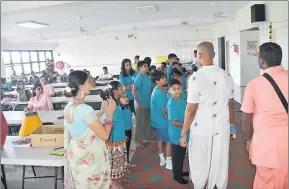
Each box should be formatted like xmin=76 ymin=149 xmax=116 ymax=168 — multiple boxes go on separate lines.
xmin=1 ymin=112 xmax=8 ymax=147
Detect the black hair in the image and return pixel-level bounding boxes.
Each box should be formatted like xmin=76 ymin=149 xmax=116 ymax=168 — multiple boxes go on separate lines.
xmin=176 ymin=58 xmax=180 ymax=61
xmin=259 ymin=42 xmax=282 ymax=67
xmin=67 ymin=70 xmax=88 ymax=97
xmin=144 ymin=57 xmax=152 ymax=67
xmin=151 ymin=70 xmax=165 ymax=84
xmin=172 ymin=62 xmax=179 ymax=67
xmin=100 ymin=80 xmax=122 ymax=104
xmin=194 ymin=50 xmax=197 ymax=53
xmin=135 ymin=55 xmax=140 ymax=59
xmin=150 ymin=65 xmax=157 ymax=71
xmin=169 ymin=79 xmax=182 ymax=88
xmin=182 ymin=67 xmax=187 ymax=73
xmin=161 ymin=62 xmax=167 ymax=67
xmin=179 ymin=63 xmax=182 ymax=67
xmin=32 ymin=83 xmax=43 ymax=97
xmin=103 ymin=67 xmax=108 ymax=70
xmin=168 ymin=53 xmax=177 ymax=60
xmin=121 ymin=58 xmax=135 ymax=77
xmin=163 ymin=84 xmax=168 ymax=88
xmin=70 ymin=69 xmax=74 ymax=73
xmin=192 ymin=66 xmax=198 ymax=72
xmin=170 ymin=68 xmax=183 ymax=80
xmin=137 ymin=61 xmax=148 ymax=70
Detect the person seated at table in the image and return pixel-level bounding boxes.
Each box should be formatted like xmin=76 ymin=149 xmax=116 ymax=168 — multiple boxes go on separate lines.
xmin=63 ymin=70 xmax=122 ymax=189
xmin=97 ymin=67 xmax=113 ymax=81
xmin=40 ymin=76 xmax=54 ymax=97
xmin=16 ymin=80 xmax=31 ymax=101
xmin=28 ymin=71 xmax=39 ymax=85
xmin=61 ymin=73 xmax=68 ymax=82
xmin=25 ymin=83 xmax=54 ymax=111
xmin=18 ymin=72 xmax=28 ymax=84
xmin=1 ymin=78 xmax=12 ymax=90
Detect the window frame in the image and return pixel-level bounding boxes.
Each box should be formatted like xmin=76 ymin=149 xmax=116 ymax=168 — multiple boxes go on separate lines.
xmin=3 ymin=50 xmax=54 ymax=75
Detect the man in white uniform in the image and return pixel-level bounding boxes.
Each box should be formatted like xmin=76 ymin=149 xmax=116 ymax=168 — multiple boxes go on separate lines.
xmin=192 ymin=50 xmax=201 ymax=69
xmin=180 ymin=42 xmax=235 ymax=189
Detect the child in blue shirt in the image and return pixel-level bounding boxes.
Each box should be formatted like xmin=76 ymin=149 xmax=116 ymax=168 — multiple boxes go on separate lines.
xmin=119 ymin=58 xmax=138 ymax=114
xmin=132 ymin=61 xmax=153 ymax=145
xmin=168 ymin=69 xmax=187 ymax=100
xmin=166 ymin=53 xmax=178 ymax=81
xmin=102 ymin=81 xmax=129 ymax=181
xmin=151 ymin=71 xmax=172 ymax=170
xmin=167 ymin=79 xmax=189 ymax=184
xmin=120 ymin=92 xmax=136 ymax=167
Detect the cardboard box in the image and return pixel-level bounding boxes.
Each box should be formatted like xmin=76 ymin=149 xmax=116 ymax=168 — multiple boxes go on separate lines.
xmin=31 ymin=125 xmax=64 ymax=147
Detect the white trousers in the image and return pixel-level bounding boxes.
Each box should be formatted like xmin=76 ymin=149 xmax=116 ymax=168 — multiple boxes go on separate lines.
xmin=188 ymin=128 xmax=230 ymax=189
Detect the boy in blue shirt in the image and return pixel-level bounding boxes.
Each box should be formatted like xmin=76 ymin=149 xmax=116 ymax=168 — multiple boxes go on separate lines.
xmin=132 ymin=61 xmax=153 ymax=145
xmin=166 ymin=53 xmax=178 ymax=81
xmin=167 ymin=79 xmax=189 ymax=184
xmin=151 ymin=71 xmax=172 ymax=170
xmin=168 ymin=69 xmax=187 ymax=100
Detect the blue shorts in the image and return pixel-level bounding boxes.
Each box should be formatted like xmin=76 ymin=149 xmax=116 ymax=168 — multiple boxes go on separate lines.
xmin=156 ymin=128 xmax=170 ymax=143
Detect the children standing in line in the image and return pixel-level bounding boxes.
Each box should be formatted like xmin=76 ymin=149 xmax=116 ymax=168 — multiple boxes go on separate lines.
xmin=150 ymin=71 xmax=172 ymax=170
xmin=167 ymin=79 xmax=189 ymax=184
xmin=132 ymin=61 xmax=153 ymax=145
xmin=120 ymin=92 xmax=136 ymax=167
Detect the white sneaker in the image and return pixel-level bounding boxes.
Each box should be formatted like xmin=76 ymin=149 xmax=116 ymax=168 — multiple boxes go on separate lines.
xmin=166 ymin=158 xmax=172 ymax=170
xmin=160 ymin=155 xmax=166 ymax=166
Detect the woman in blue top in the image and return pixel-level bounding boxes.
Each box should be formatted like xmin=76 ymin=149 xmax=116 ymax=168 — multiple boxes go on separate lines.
xmin=102 ymin=81 xmax=130 ymax=184
xmin=63 ymin=70 xmax=120 ymax=189
xmin=119 ymin=59 xmax=138 ymax=114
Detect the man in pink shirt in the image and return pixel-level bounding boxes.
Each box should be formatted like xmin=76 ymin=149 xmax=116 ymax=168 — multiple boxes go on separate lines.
xmin=241 ymin=42 xmax=288 ymax=189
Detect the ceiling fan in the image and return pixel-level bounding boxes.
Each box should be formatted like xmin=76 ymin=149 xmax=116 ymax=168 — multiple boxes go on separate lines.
xmin=196 ymin=2 xmax=228 ymax=20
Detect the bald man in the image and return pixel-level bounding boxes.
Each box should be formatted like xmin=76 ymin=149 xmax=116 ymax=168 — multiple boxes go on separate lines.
xmin=180 ymin=42 xmax=235 ymax=189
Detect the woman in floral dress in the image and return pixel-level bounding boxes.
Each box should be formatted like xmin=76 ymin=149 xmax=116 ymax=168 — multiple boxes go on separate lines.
xmin=63 ymin=70 xmax=121 ymax=189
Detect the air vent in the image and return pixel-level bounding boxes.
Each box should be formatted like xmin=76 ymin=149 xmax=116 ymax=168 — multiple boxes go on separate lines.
xmin=136 ymin=5 xmax=156 ymax=13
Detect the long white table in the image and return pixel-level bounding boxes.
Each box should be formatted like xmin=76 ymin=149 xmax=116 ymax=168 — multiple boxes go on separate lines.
xmin=4 ymin=111 xmax=64 ymax=125
xmin=1 ymin=136 xmax=64 ymax=189
xmin=2 ymin=95 xmax=103 ymax=106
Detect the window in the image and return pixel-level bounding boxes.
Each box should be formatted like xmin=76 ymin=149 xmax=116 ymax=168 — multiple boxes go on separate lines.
xmin=3 ymin=50 xmax=54 ymax=76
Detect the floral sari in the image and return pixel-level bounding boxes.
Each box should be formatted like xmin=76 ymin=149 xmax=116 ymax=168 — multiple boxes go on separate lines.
xmin=64 ymin=122 xmax=112 ymax=189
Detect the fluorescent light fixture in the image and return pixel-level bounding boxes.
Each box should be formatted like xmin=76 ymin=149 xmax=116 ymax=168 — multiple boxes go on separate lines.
xmin=17 ymin=21 xmax=49 ymax=28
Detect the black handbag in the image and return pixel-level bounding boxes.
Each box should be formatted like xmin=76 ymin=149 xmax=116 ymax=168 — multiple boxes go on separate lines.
xmin=263 ymin=73 xmax=288 ymax=113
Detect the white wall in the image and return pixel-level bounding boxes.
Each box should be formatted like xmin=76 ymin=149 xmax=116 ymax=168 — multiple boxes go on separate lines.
xmin=240 ymin=30 xmax=260 ymax=86
xmin=275 ymin=25 xmax=288 ymax=70
xmin=213 ymin=1 xmax=288 ymax=103
xmin=1 ymin=52 xmax=5 ymax=78
xmin=53 ymin=26 xmax=213 ymax=76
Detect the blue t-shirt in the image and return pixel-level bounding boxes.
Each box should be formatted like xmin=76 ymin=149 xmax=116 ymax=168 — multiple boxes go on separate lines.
xmin=108 ymin=105 xmax=126 ymax=142
xmin=166 ymin=65 xmax=172 ymax=81
xmin=123 ymin=107 xmax=132 ymax=130
xmin=119 ymin=72 xmax=138 ymax=100
xmin=151 ymin=87 xmax=169 ymax=129
xmin=134 ymin=73 xmax=152 ymax=108
xmin=182 ymin=76 xmax=187 ymax=90
xmin=167 ymin=90 xmax=187 ymax=101
xmin=167 ymin=97 xmax=189 ymax=145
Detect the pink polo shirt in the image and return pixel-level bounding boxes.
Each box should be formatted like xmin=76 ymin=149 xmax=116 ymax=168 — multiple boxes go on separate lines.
xmin=28 ymin=94 xmax=54 ymax=111
xmin=42 ymin=84 xmax=54 ymax=97
xmin=241 ymin=66 xmax=288 ymax=168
